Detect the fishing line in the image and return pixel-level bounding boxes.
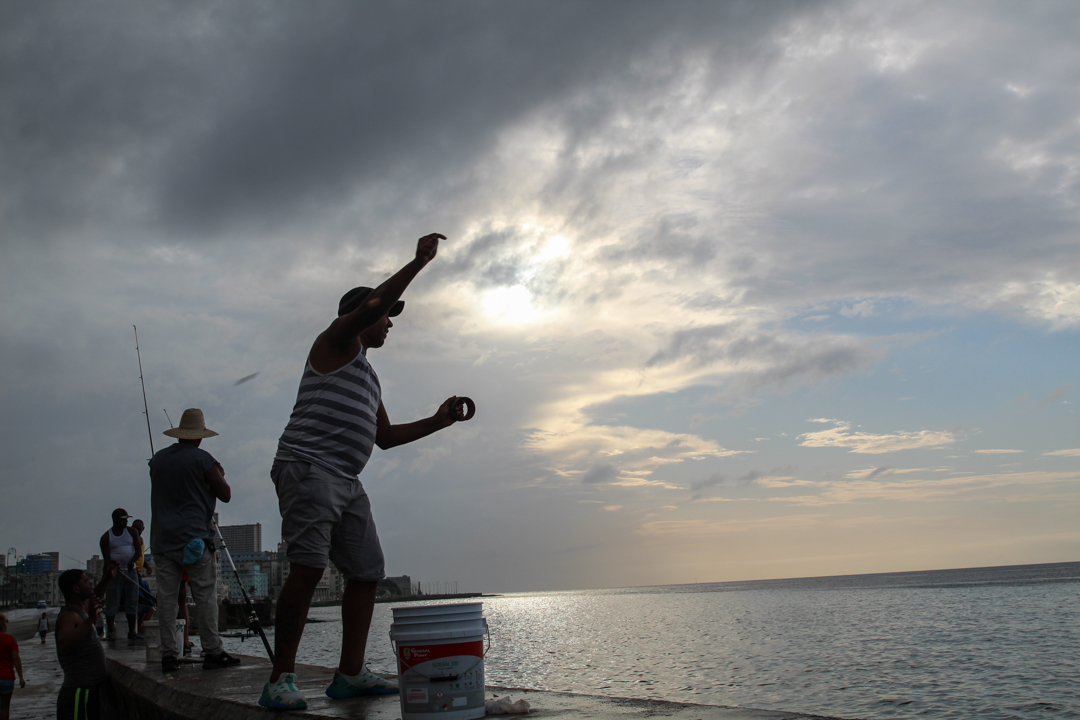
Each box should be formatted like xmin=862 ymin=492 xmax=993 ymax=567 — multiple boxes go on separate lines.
xmin=63 ymin=555 xmax=156 ymax=606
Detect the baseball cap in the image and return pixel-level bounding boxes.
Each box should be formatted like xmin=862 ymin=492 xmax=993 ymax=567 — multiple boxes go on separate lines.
xmin=338 ymin=286 xmax=404 ymax=318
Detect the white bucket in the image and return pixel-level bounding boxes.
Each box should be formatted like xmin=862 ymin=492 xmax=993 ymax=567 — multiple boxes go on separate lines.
xmin=390 ymin=603 xmax=488 ymax=720
xmin=144 ymin=620 xmax=161 ymax=662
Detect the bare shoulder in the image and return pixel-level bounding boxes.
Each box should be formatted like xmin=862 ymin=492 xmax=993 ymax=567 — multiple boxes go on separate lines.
xmin=310 ymin=329 xmax=360 ymax=375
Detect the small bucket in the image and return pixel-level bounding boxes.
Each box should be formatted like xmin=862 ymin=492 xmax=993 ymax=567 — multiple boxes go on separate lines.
xmin=390 ymin=603 xmax=488 ymax=720
xmin=144 ymin=620 xmax=161 ymax=662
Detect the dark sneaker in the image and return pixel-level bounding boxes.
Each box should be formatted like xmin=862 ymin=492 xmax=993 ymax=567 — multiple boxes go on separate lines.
xmin=203 ymin=650 xmax=242 ymax=670
xmin=183 ymin=643 xmax=193 ymax=657
xmin=128 ymin=632 xmax=138 ymax=640
xmin=162 ymin=656 xmax=181 ymax=672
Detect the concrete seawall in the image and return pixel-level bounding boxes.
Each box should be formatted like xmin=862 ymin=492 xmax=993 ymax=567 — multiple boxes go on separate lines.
xmin=10 ymin=635 xmax=852 ymax=720
xmin=103 ymin=643 xmax=849 ymax=720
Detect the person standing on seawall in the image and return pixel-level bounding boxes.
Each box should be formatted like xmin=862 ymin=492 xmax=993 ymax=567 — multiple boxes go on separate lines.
xmin=0 ymin=613 xmax=26 ymax=720
xmin=149 ymin=408 xmax=240 ymax=673
xmin=261 ymin=233 xmax=463 ymax=711
xmin=38 ymin=613 xmax=50 ymax=644
xmin=98 ymin=509 xmax=140 ymax=640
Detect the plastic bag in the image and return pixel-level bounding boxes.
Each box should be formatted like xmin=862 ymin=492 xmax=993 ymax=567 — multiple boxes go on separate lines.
xmin=485 ymin=696 xmax=532 ymax=714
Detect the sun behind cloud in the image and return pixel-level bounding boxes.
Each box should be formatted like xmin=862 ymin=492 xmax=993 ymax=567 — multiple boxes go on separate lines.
xmin=481 ymin=284 xmax=539 ymax=325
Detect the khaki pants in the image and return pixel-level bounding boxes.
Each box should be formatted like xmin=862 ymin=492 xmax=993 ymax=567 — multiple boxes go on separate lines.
xmin=153 ymin=546 xmax=222 ymax=658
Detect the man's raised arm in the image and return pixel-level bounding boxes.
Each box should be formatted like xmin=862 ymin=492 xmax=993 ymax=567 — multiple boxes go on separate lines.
xmin=318 ymin=233 xmax=444 ymax=351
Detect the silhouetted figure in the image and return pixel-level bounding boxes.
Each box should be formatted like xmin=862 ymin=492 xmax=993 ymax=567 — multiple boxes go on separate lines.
xmin=262 ymin=234 xmax=462 ymax=710
xmin=55 ymin=563 xmax=119 ymax=719
xmin=99 ymin=509 xmax=140 ymax=640
xmin=149 ymin=408 xmax=240 ymax=673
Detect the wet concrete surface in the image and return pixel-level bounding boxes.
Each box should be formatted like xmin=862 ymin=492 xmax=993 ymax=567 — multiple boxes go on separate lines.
xmin=5 ymin=634 xmax=66 ymax=719
xmin=105 ymin=642 xmax=847 ymax=719
xmin=8 ymin=634 xmax=851 ymax=720
xmin=3 ymin=606 xmax=60 ymax=642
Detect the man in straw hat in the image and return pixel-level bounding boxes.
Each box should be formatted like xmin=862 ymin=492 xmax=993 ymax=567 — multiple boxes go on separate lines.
xmin=261 ymin=233 xmax=463 ymax=711
xmin=149 ymin=408 xmax=241 ymax=672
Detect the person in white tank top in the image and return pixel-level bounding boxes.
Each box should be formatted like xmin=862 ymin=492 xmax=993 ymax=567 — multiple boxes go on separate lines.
xmin=98 ymin=508 xmax=141 ymax=640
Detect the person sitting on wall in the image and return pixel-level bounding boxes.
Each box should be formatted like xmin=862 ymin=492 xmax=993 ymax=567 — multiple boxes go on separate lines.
xmin=55 ymin=562 xmax=119 ymax=720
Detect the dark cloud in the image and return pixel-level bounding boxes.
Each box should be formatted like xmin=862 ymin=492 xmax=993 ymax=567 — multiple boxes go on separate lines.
xmin=688 ymin=471 xmax=725 ymax=500
xmin=1041 ymin=384 xmax=1072 ymax=404
xmin=582 ymin=463 xmax=619 ymax=485
xmin=735 ymin=470 xmax=761 ymax=486
xmin=688 ymin=469 xmax=768 ymax=500
xmin=1 ymin=0 xmax=817 ymax=241
xmin=647 ymin=323 xmax=883 ymax=388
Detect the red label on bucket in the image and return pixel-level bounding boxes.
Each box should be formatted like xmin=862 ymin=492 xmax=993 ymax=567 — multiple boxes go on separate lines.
xmin=398 ymin=640 xmax=483 ymax=671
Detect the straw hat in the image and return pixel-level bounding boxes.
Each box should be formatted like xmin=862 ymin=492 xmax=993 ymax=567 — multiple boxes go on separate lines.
xmin=163 ymin=408 xmax=219 ymax=439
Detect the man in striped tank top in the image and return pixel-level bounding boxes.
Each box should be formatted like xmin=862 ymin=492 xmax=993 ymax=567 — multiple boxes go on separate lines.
xmin=262 ymin=233 xmax=464 ymax=711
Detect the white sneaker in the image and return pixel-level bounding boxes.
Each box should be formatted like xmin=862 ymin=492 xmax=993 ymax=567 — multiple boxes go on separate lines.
xmin=260 ymin=673 xmax=308 ymax=711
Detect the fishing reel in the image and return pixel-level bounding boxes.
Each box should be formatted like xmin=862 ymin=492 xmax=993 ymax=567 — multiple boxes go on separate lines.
xmin=451 ymin=396 xmax=476 ymax=422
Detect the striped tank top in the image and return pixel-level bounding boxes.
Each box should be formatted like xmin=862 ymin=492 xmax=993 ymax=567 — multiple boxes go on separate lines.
xmin=276 ymin=349 xmax=381 ymax=479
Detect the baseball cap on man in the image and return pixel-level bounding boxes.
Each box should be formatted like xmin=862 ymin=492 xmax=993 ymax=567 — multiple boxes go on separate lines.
xmin=338 ymin=287 xmax=404 ymax=318
xmin=112 ymin=508 xmax=131 ymax=520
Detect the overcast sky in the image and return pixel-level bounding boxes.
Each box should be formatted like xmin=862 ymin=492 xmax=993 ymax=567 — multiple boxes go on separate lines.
xmin=2 ymin=0 xmax=1078 ymax=592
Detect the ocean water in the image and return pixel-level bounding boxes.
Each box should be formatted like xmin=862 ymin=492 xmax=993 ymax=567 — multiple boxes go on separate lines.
xmin=220 ymin=562 xmax=1080 ymax=720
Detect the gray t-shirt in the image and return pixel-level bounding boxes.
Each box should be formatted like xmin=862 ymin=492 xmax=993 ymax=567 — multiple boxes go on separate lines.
xmin=149 ymin=443 xmax=218 ymax=554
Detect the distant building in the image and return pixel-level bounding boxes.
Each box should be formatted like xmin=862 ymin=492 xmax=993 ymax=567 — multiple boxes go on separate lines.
xmin=313 ymin=563 xmax=345 ymax=603
xmin=0 ymin=566 xmax=11 ymax=607
xmin=378 ymin=575 xmax=412 ymax=598
xmin=222 ymin=562 xmax=269 ymax=600
xmin=86 ymin=555 xmax=104 ymax=582
xmin=17 ymin=552 xmax=59 ymax=575
xmin=217 ymin=523 xmax=262 ymax=554
xmin=267 ymin=545 xmax=289 ymax=598
xmin=221 ymin=550 xmax=288 ymax=600
xmin=21 ymin=570 xmax=63 ymax=606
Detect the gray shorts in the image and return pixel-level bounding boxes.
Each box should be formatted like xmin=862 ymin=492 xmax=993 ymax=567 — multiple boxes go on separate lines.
xmin=105 ymin=567 xmax=138 ymax=616
xmin=271 ymin=459 xmax=385 ymax=581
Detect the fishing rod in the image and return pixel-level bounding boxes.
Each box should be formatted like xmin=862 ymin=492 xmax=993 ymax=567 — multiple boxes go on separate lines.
xmin=133 ymin=326 xmax=154 ymax=459
xmin=212 ymin=518 xmax=276 ymax=663
xmin=137 ymin=333 xmax=275 ymax=664
xmin=63 ymin=555 xmax=156 ymax=606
